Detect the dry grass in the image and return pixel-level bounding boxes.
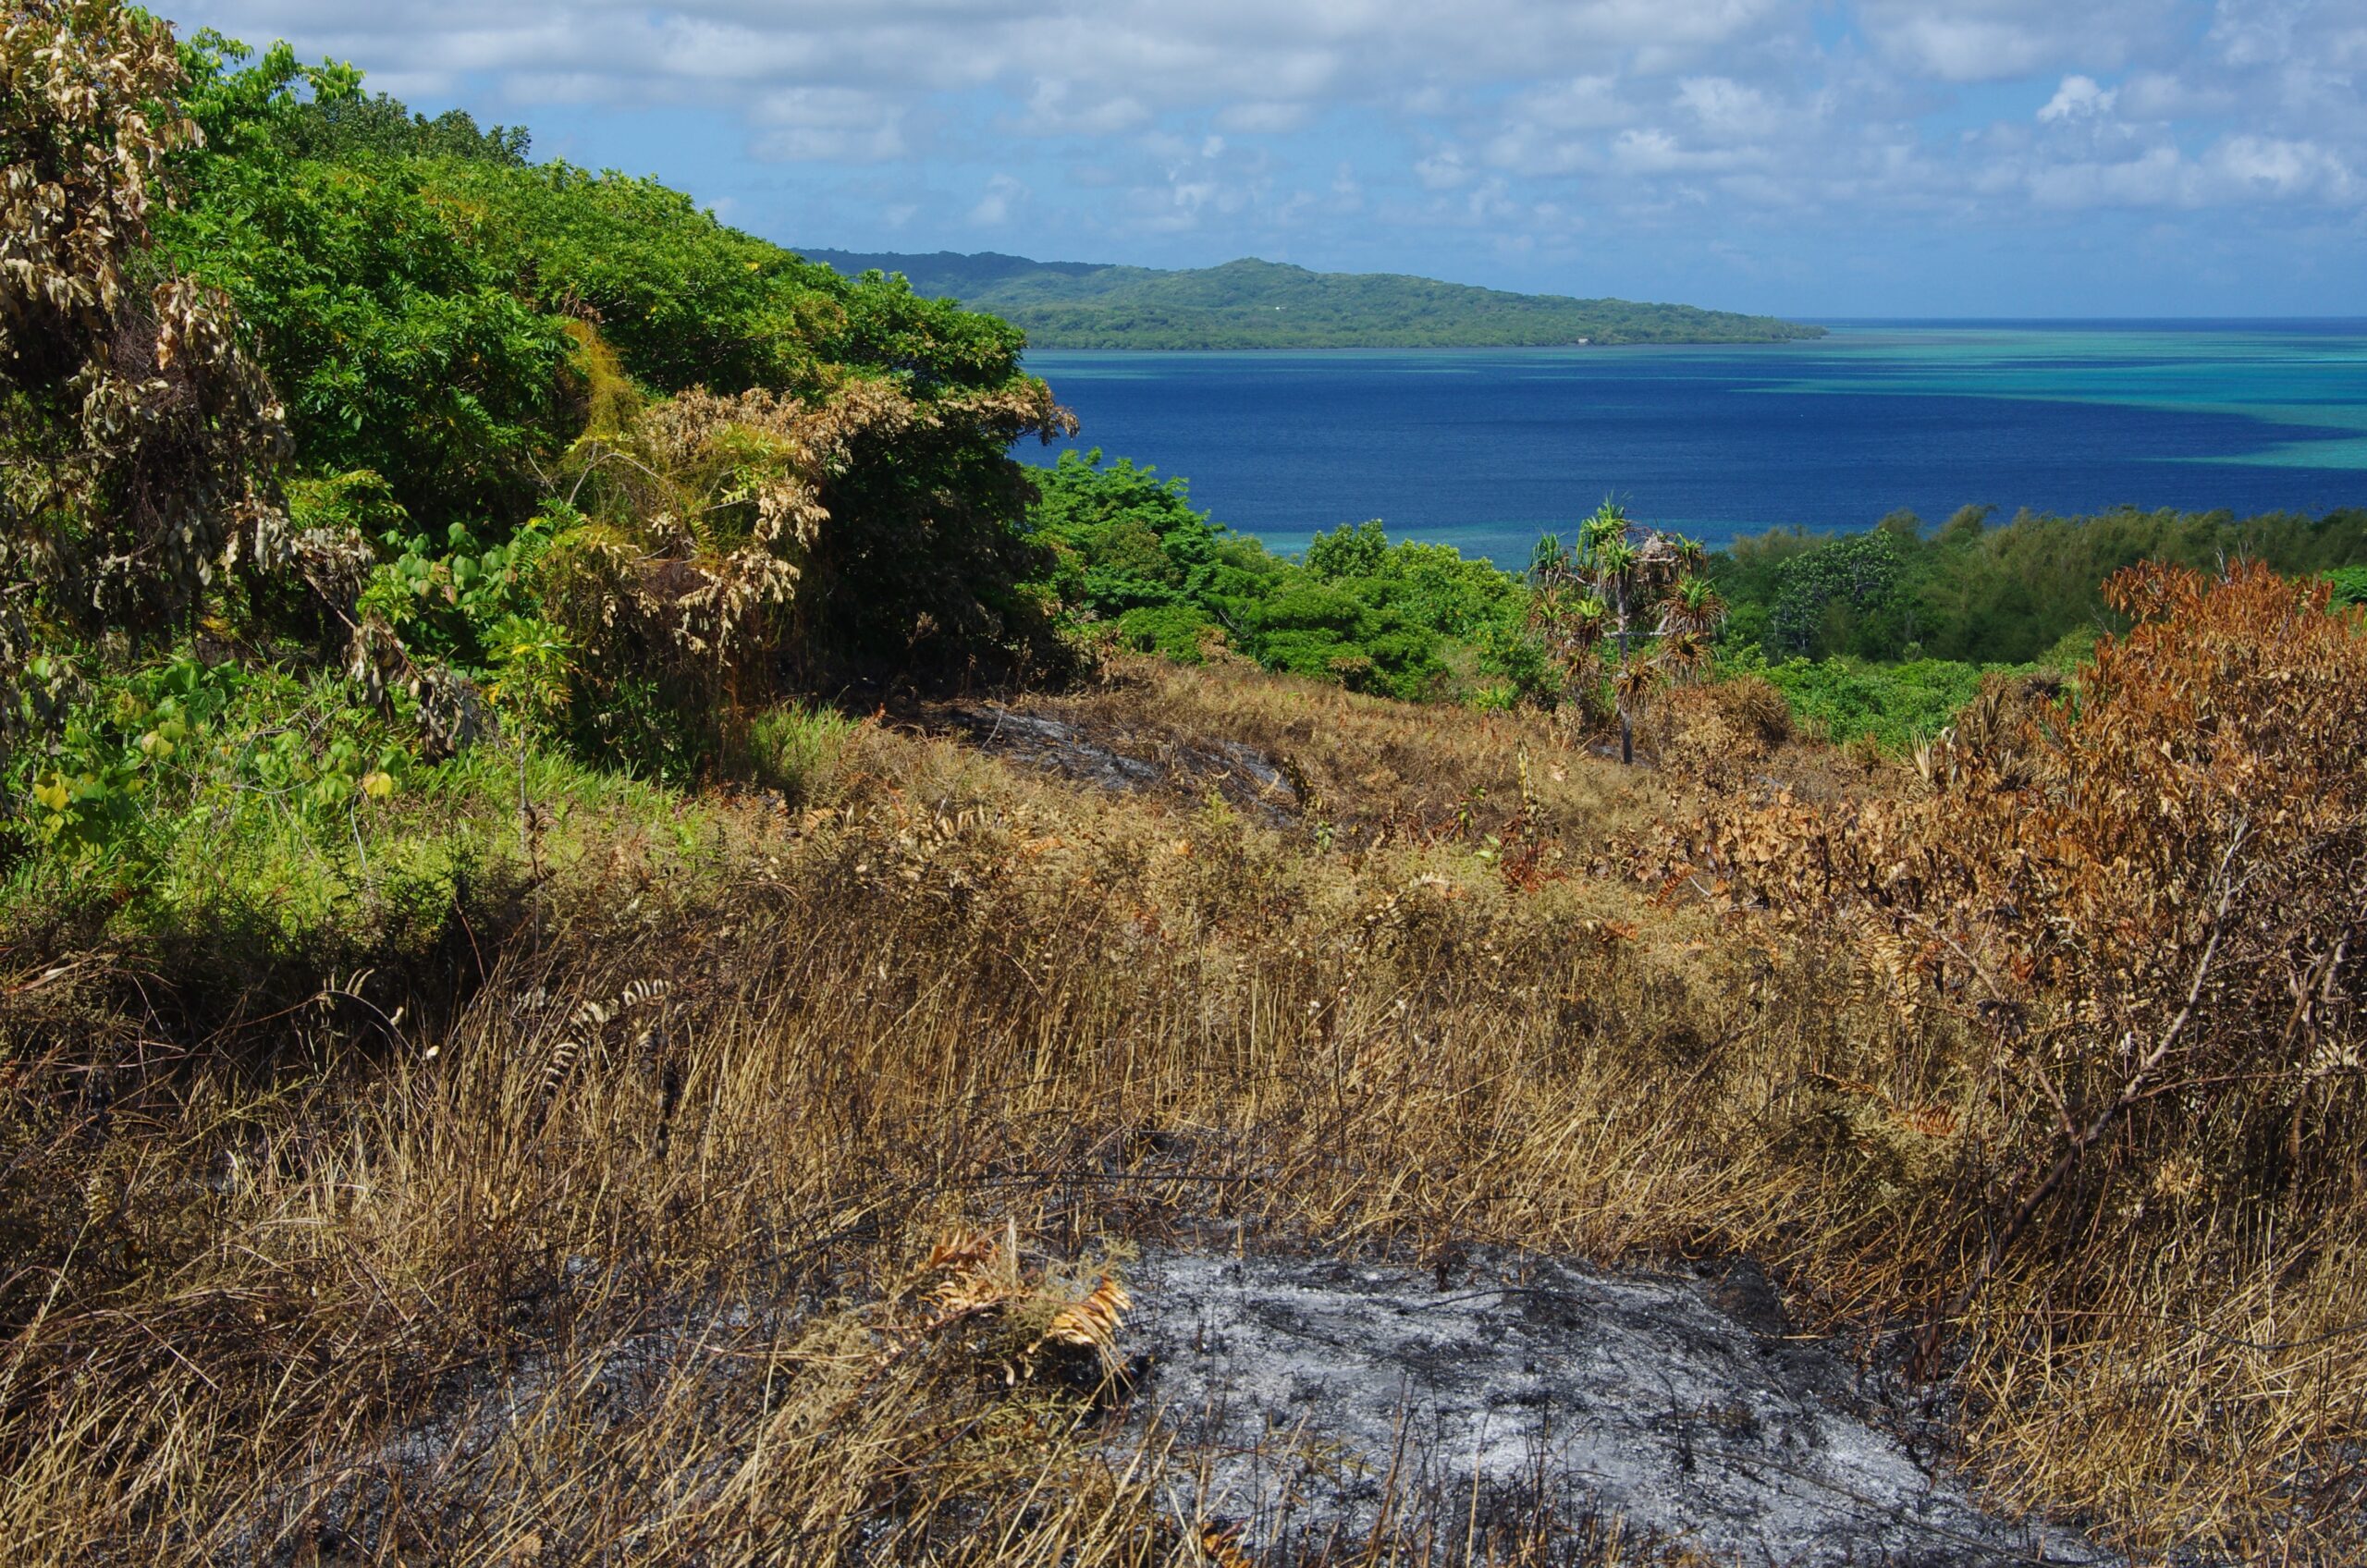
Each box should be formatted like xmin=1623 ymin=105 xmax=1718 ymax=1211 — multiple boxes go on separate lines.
xmin=1 ymin=655 xmax=2359 ymax=1563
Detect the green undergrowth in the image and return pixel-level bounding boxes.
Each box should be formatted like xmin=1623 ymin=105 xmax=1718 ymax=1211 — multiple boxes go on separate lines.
xmin=747 ymin=703 xmax=865 ymax=807
xmin=1733 ymin=651 xmax=2050 ymax=751
xmin=1 ymin=652 xmax=717 ymax=997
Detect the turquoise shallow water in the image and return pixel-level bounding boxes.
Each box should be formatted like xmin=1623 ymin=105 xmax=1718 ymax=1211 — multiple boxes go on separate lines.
xmin=1023 ymin=321 xmax=2367 ymax=565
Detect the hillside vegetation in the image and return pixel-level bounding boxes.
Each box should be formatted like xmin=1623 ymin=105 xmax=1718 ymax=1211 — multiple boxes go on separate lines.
xmin=4 ymin=10 xmax=2365 ymax=1565
xmin=1030 ymin=447 xmax=2367 ymax=749
xmin=798 ymin=249 xmax=1825 ymax=349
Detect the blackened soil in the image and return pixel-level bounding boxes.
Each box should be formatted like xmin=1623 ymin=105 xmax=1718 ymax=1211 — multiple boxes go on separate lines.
xmin=940 ymin=704 xmax=1300 ymax=825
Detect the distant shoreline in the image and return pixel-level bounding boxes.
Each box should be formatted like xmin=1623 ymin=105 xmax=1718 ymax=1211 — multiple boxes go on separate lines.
xmin=797 ymin=248 xmax=1822 ymax=351
xmin=1020 ymin=319 xmax=2367 ymax=352
xmin=1021 ymin=339 xmax=1818 ymax=354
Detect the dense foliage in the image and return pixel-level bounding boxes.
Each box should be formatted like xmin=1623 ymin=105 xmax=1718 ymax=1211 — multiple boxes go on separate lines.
xmin=1024 ymin=450 xmax=1531 ymax=701
xmin=1736 ymin=652 xmax=2036 ymax=753
xmin=1029 ymin=447 xmax=2367 ymax=753
xmin=1715 ymin=503 xmax=2367 ymax=664
xmin=0 ymin=19 xmax=1083 ymax=803
xmin=799 ymin=251 xmax=1826 ymax=349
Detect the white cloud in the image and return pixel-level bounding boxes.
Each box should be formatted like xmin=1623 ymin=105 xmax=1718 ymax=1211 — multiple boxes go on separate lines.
xmin=2037 ymin=75 xmax=2116 ymax=123
xmin=968 ymin=173 xmax=1025 ymax=226
xmin=168 ymin=0 xmax=2367 ymax=288
xmin=2114 ymin=70 xmax=2232 ymax=122
xmin=1015 ymin=80 xmax=1151 ymax=136
xmin=2207 ymin=134 xmax=2356 ymax=202
xmin=1856 ymin=0 xmax=2183 ymax=82
xmin=1514 ymin=74 xmax=1635 ymax=131
xmin=1610 ymin=126 xmax=1764 ymax=173
xmin=751 ymin=86 xmax=904 ymax=162
xmin=1675 ymin=76 xmax=1784 ymax=139
xmin=1415 ymin=148 xmax=1473 ymax=189
xmin=2026 ymin=144 xmax=2191 ymax=207
xmin=1217 ymin=101 xmax=1314 ymax=133
xmin=2021 ymin=135 xmax=2357 ymax=210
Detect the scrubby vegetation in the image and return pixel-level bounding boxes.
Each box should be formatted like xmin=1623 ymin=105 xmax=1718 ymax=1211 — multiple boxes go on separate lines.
xmin=1032 ymin=449 xmax=2367 ymax=753
xmin=4 ymin=8 xmax=2365 ymax=1564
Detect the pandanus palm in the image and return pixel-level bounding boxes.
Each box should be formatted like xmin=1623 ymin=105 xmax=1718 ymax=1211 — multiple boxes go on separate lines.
xmin=1659 ymin=574 xmax=1728 ymax=637
xmin=1527 ymin=498 xmax=1712 ymax=763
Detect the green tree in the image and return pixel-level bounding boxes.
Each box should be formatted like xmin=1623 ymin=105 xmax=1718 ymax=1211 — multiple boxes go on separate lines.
xmin=1766 ymin=530 xmax=1903 ymax=658
xmin=163 ymin=35 xmax=575 ymax=528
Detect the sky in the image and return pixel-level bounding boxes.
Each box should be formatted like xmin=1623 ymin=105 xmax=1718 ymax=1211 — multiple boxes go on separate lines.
xmin=166 ymin=1 xmax=2367 ymax=319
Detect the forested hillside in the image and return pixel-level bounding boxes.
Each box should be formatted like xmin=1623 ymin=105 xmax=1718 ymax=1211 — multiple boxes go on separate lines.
xmin=799 ymin=249 xmax=1825 ymax=349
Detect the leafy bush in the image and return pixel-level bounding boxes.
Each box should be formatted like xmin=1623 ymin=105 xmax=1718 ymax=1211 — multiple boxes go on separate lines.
xmin=1739 ymin=652 xmax=2032 ymax=752
xmin=133 ymin=26 xmax=1077 ymax=771
xmin=1715 ymin=504 xmax=2367 ymax=665
xmin=426 ymin=163 xmax=1031 ymax=403
xmin=1114 ymin=603 xmax=1221 ymax=662
xmin=165 ymin=39 xmax=576 ymax=529
xmin=1025 ymin=451 xmax=1524 ymax=701
xmin=6 ymin=655 xmax=410 ymax=908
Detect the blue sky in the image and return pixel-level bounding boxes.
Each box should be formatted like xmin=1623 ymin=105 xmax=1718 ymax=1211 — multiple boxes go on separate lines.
xmin=169 ymin=1 xmax=2367 ymax=318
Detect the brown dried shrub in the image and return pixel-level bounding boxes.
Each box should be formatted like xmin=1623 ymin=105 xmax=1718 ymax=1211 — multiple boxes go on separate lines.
xmin=1644 ymin=675 xmax=1792 ymax=780
xmin=0 ymin=0 xmax=288 ymax=642
xmin=1662 ymin=563 xmax=2367 ymax=1547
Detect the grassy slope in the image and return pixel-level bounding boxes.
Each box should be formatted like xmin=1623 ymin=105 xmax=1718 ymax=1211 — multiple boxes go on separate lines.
xmin=797 ymin=250 xmax=1825 ymax=349
xmin=3 ymin=655 xmax=2355 ymax=1563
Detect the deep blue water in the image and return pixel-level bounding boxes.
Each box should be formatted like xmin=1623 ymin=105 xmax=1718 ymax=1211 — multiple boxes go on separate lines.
xmin=1020 ymin=323 xmax=2367 ymax=566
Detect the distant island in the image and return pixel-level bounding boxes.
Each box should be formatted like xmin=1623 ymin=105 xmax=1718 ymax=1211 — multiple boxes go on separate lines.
xmin=794 ymin=250 xmax=1824 ymax=349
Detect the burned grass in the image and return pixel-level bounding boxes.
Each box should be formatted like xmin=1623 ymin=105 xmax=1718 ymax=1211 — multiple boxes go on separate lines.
xmin=0 ymin=636 xmax=2359 ymax=1563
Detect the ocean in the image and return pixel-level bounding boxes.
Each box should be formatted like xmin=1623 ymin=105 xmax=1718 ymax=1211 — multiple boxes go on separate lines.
xmin=1020 ymin=321 xmax=2367 ymax=568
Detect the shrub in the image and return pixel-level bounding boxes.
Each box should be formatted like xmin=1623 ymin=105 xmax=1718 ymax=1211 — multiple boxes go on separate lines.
xmin=1114 ymin=603 xmax=1221 ymax=662
xmin=1643 ymin=676 xmax=1789 ymax=780
xmin=2 ymin=2 xmax=289 ymax=648
xmin=1716 ymin=674 xmax=1793 ymax=745
xmin=165 ymin=38 xmax=576 ymax=530
xmin=1692 ymin=564 xmax=2367 ymax=1284
xmin=1746 ymin=654 xmax=2020 ymax=752
xmin=1715 ymin=506 xmax=2367 ymax=665
xmin=745 ymin=702 xmax=861 ymax=806
xmin=1024 ymin=451 xmax=1495 ymax=699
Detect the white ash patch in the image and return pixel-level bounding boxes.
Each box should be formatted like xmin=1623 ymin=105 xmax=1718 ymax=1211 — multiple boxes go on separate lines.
xmin=1119 ymin=1248 xmax=2114 ymax=1566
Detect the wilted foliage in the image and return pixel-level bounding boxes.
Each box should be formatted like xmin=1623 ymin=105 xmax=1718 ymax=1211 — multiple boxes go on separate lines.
xmin=1678 ymin=563 xmax=2367 ymax=1281
xmin=0 ymin=1 xmax=288 ymax=652
xmin=534 ymin=370 xmax=1075 ymax=767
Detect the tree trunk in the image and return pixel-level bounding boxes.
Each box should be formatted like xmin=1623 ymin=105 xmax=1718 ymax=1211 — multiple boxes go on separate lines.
xmin=1614 ymin=577 xmax=1634 ymax=766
